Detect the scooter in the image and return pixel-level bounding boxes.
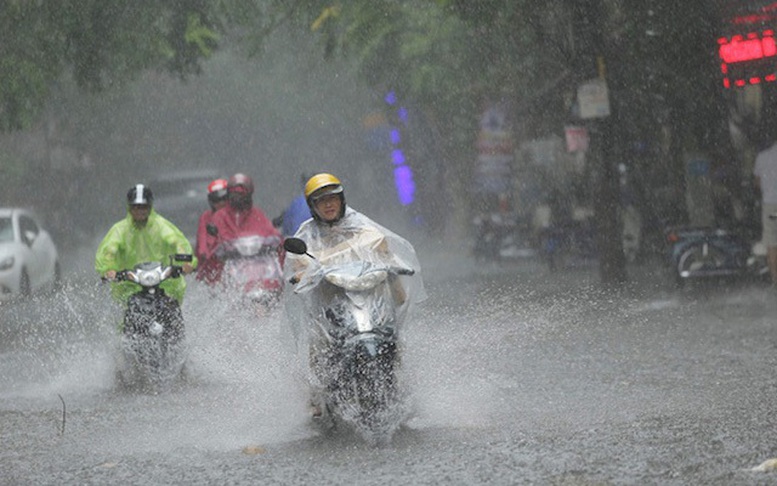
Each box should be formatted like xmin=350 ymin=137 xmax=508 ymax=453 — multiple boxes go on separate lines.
xmin=284 ymin=237 xmax=415 ymax=444
xmin=206 ymin=223 xmax=284 ymax=311
xmin=538 ymin=217 xmax=598 ymax=271
xmin=216 ymin=234 xmax=284 ymax=310
xmin=665 ymin=226 xmax=767 ymax=287
xmin=109 ymin=254 xmax=192 ymax=391
xmin=472 ymin=211 xmax=535 ymax=261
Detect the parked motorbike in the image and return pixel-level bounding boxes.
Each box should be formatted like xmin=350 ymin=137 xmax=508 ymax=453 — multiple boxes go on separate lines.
xmin=538 ymin=205 xmax=641 ymax=271
xmin=108 ymin=254 xmax=192 ymax=391
xmin=472 ymin=211 xmax=535 ymax=261
xmin=665 ymin=226 xmax=767 ymax=287
xmin=539 ymin=217 xmax=598 ymax=271
xmin=283 ymin=236 xmax=415 ymax=444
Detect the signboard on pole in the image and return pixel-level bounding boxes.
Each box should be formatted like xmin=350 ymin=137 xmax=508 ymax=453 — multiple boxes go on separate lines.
xmin=577 ymin=79 xmax=611 ymax=119
xmin=474 ymin=105 xmax=513 ymax=194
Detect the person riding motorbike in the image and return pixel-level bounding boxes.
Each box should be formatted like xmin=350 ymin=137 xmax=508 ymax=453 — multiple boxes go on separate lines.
xmin=285 ymin=173 xmax=426 ymax=417
xmin=207 ymin=172 xmax=284 ymax=283
xmin=95 ymin=184 xmax=196 ymax=308
xmin=195 ymin=178 xmax=228 ymax=284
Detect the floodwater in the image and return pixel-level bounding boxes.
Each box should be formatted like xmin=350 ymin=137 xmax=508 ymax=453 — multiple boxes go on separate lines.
xmin=3 ymin=245 xmax=777 ymax=484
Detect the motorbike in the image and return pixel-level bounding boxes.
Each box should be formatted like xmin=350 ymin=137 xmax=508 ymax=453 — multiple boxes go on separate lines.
xmin=283 ymin=236 xmax=415 ymax=444
xmin=665 ymin=225 xmax=767 ymax=287
xmin=538 ymin=217 xmax=598 ymax=271
xmin=109 ymin=254 xmax=192 ymax=391
xmin=207 ymin=224 xmax=284 ymax=311
xmin=217 ymin=235 xmax=284 ymax=309
xmin=472 ymin=211 xmax=535 ymax=261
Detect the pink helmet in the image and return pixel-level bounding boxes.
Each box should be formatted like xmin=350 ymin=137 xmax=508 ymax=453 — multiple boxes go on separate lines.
xmin=227 ymin=173 xmax=254 ymax=195
xmin=207 ymin=178 xmax=228 ymax=204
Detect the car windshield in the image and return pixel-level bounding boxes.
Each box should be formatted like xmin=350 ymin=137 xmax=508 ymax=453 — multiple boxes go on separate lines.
xmin=0 ymin=217 xmax=12 ymax=243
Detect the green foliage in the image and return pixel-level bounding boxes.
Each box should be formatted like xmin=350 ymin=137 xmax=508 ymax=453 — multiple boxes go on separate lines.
xmin=0 ymin=149 xmax=27 ymax=204
xmin=0 ymin=1 xmax=63 ymax=130
xmin=0 ymin=0 xmax=222 ymax=131
xmin=185 ymin=12 xmax=220 ymax=57
xmin=239 ymin=0 xmax=565 ymax=188
xmin=0 ymin=57 xmax=50 ymax=131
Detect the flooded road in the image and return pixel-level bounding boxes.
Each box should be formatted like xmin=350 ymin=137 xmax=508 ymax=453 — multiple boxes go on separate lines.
xmin=3 ymin=247 xmax=777 ymax=484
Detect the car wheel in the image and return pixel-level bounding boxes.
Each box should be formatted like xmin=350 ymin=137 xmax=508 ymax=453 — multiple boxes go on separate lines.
xmin=19 ymin=269 xmax=31 ymax=297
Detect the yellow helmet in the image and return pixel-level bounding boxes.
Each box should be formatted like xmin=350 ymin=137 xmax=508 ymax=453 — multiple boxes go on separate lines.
xmin=305 ymin=173 xmax=343 ymax=199
xmin=305 ymin=173 xmax=346 ymax=222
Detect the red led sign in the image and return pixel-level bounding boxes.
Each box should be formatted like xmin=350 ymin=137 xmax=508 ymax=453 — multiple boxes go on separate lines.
xmin=718 ymin=30 xmax=777 ymax=88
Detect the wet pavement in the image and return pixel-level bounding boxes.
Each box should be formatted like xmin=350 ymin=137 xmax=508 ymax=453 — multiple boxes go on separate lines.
xmin=3 ymin=244 xmax=777 ymax=484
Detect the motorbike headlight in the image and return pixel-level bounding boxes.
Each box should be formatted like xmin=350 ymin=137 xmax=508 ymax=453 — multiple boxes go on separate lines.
xmin=247 ymin=290 xmax=266 ymax=301
xmin=0 ymin=256 xmax=14 ymax=271
xmin=352 ymin=307 xmax=372 ymax=332
xmin=137 ymin=269 xmax=162 ymax=287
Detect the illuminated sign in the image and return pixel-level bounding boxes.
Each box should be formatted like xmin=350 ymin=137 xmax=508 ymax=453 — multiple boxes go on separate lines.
xmin=384 ymin=91 xmax=416 ymax=206
xmin=718 ymin=30 xmax=777 ymax=88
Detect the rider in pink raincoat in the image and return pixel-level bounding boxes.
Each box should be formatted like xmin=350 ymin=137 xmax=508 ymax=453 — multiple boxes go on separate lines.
xmin=195 ymin=178 xmax=228 ymax=284
xmin=208 ymin=173 xmax=284 ymax=283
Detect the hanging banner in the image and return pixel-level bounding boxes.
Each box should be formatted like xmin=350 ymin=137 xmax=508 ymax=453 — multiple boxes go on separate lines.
xmin=564 ymin=125 xmax=589 ymax=152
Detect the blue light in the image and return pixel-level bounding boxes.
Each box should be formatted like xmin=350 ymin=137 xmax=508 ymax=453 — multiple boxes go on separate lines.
xmin=385 ymin=91 xmax=397 ymax=105
xmin=397 ymin=106 xmax=408 ymax=125
xmin=384 ymin=90 xmax=416 ymax=207
xmin=391 ymin=149 xmax=405 ymax=165
xmin=393 ymin=165 xmax=416 ymax=205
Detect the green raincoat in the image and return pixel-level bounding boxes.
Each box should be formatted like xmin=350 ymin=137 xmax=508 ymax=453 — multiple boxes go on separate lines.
xmin=95 ymin=208 xmax=197 ymax=305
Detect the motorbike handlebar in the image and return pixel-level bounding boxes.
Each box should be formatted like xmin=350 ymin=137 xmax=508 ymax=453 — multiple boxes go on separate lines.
xmin=101 ymin=266 xmax=185 ymax=283
xmin=287 ymin=266 xmax=414 ymax=286
xmin=217 ymin=246 xmax=280 ymax=261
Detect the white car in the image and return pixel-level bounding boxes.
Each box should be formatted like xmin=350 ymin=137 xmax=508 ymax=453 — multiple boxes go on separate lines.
xmin=0 ymin=208 xmax=60 ymax=299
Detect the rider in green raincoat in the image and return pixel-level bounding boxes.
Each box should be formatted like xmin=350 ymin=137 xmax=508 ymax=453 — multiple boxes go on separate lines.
xmin=95 ymin=184 xmax=197 ymax=305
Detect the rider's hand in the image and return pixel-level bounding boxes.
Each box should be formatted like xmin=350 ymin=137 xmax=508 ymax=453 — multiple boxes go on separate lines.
xmin=104 ymin=270 xmax=117 ymax=280
xmin=182 ymin=262 xmax=194 ymax=274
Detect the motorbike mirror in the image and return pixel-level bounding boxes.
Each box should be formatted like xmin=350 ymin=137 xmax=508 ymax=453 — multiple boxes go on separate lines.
xmin=283 ymin=237 xmax=313 ymax=258
xmin=173 ymin=254 xmax=193 ymax=263
xmin=206 ymin=223 xmax=218 ymax=236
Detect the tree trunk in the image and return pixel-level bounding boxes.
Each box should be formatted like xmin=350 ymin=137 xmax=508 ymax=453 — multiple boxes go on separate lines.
xmin=593 ymin=115 xmax=628 ymax=284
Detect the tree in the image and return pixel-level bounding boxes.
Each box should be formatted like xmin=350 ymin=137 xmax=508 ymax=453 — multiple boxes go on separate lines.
xmin=262 ymin=1 xmax=580 ymax=235
xmin=0 ymin=0 xmax=220 ymax=131
xmin=1 ymin=0 xmax=738 ymax=283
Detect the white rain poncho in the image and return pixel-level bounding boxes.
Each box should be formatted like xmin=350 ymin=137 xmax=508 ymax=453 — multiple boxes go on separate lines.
xmin=284 ymin=207 xmax=426 ymax=349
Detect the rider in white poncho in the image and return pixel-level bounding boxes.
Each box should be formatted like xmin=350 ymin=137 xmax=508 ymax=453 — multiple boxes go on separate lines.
xmin=284 ymin=173 xmax=426 ymax=416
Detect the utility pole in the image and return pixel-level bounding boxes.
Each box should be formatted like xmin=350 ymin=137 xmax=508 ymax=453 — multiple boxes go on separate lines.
xmin=574 ymin=0 xmax=628 ymax=284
